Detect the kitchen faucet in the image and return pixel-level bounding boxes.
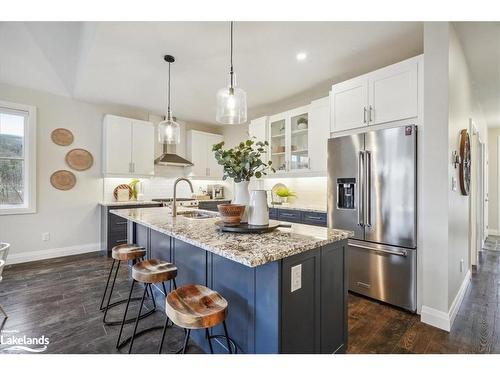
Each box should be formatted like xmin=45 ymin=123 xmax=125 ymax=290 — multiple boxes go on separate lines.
xmin=172 ymin=177 xmax=194 ymax=217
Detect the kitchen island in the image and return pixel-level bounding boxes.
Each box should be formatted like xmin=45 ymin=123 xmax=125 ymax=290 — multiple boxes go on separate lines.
xmin=111 ymin=207 xmax=351 ymax=354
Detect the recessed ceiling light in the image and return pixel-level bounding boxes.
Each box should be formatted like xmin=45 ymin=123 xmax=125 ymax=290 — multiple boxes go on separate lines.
xmin=296 ymin=52 xmax=307 ymax=61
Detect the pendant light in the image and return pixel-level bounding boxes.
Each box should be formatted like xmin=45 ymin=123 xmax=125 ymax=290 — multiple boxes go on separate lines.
xmin=216 ymin=21 xmax=247 ymax=124
xmin=158 ymin=55 xmax=181 ymax=144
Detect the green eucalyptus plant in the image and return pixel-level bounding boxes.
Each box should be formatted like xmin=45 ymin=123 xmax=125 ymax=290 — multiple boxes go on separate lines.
xmin=212 ymin=139 xmax=275 ymax=183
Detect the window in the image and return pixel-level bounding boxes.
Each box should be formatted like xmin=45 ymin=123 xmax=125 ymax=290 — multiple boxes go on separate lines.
xmin=0 ymin=101 xmax=36 ymax=215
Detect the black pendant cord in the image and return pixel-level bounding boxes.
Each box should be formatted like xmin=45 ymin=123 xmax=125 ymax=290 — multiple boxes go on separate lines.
xmin=229 ymin=21 xmax=234 ymax=92
xmin=167 ymin=61 xmax=172 ymax=120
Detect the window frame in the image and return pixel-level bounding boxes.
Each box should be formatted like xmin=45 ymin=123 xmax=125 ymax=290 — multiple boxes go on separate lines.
xmin=0 ymin=100 xmax=37 ymax=215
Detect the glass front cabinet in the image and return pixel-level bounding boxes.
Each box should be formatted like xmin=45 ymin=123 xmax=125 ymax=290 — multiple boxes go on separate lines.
xmin=269 ymin=105 xmax=310 ymax=173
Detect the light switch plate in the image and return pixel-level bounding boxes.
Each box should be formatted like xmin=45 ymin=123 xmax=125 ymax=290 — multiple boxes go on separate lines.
xmin=291 ymin=264 xmax=302 ymax=292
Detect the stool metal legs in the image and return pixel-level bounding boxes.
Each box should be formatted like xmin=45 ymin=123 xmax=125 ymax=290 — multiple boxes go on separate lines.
xmin=222 ymin=321 xmax=232 ymax=354
xmin=181 ymin=329 xmax=191 ymax=354
xmin=100 ymin=258 xmax=155 ymax=326
xmin=0 ymin=304 xmax=7 ymax=318
xmin=178 ymin=321 xmax=234 ymax=354
xmin=117 ymin=281 xmax=168 ymax=353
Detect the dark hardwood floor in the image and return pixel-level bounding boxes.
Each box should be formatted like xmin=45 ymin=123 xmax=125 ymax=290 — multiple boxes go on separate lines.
xmin=0 ymin=252 xmax=202 ymax=354
xmin=1 ymin=244 xmax=499 ymax=354
xmin=348 ymin=247 xmax=500 ymax=354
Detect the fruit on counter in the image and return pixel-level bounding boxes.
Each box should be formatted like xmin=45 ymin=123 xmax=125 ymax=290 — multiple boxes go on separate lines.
xmin=129 ymin=179 xmax=140 ymax=200
xmin=275 ymin=186 xmax=296 ymax=198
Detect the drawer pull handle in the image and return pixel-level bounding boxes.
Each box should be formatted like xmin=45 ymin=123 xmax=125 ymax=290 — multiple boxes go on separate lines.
xmin=115 ymin=239 xmax=127 ymax=243
xmin=356 ymin=281 xmax=371 ymax=289
xmin=116 ymin=221 xmax=127 ymax=225
xmin=306 ymin=216 xmax=323 ymax=220
xmin=281 ymin=213 xmax=295 ymax=217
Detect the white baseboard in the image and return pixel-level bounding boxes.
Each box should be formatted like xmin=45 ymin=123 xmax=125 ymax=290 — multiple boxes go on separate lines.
xmin=420 ymin=269 xmax=471 ymax=332
xmin=6 ymin=243 xmax=101 ymax=265
xmin=488 ymin=229 xmax=499 ymax=236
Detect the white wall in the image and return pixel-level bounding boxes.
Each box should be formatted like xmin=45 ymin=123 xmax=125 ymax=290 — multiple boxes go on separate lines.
xmin=488 ymin=128 xmax=500 ymax=233
xmin=420 ymin=22 xmax=488 ymax=330
xmin=0 ymin=83 xmax=150 ymax=263
xmin=448 ymin=26 xmax=488 ymax=307
xmin=421 ymin=22 xmax=451 ymax=318
xmin=222 ymin=124 xmax=248 ymax=149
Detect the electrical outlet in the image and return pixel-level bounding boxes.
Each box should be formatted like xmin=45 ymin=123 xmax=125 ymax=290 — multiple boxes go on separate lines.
xmin=460 ymin=259 xmax=464 ymax=273
xmin=42 ymin=232 xmax=50 ymax=241
xmin=451 ymin=176 xmax=457 ymax=191
xmin=291 ymin=264 xmax=302 ymax=292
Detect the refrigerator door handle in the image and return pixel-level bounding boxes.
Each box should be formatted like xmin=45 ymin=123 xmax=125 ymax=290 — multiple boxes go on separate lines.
xmin=349 ymin=241 xmax=408 ymax=257
xmin=365 ymin=150 xmax=372 ymax=227
xmin=358 ymin=151 xmax=364 ymax=226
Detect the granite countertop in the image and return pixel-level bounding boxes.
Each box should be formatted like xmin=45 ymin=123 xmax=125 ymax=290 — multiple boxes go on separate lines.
xmin=99 ymin=201 xmax=161 ymax=207
xmin=269 ymin=204 xmax=327 ymax=213
xmin=110 ymin=207 xmax=351 ymax=268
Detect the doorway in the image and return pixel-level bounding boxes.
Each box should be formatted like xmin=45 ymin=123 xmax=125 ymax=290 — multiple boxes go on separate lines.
xmin=470 ymin=122 xmax=487 ymax=268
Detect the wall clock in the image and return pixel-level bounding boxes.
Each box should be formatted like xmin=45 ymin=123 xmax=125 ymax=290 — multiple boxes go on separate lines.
xmin=459 ymin=129 xmax=471 ymax=196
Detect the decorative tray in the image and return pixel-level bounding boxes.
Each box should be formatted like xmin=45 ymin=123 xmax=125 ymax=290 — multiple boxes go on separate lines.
xmin=215 ymin=220 xmax=292 ymax=234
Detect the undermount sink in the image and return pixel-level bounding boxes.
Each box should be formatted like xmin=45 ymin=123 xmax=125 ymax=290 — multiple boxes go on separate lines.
xmin=176 ymin=211 xmax=216 ymax=219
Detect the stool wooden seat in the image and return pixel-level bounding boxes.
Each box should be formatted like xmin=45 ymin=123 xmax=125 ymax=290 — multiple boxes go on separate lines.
xmin=159 ymin=284 xmax=234 ymax=354
xmin=132 ymin=259 xmax=177 ymax=284
xmin=166 ymin=284 xmax=227 ymax=329
xmin=111 ymin=243 xmax=146 ymax=261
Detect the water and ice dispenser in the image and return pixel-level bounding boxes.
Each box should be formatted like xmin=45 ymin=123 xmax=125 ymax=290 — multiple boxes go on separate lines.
xmin=336 ymin=178 xmax=356 ymax=209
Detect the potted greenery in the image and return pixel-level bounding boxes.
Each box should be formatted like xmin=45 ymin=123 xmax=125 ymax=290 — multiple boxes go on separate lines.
xmin=212 ymin=139 xmax=275 ymax=222
xmin=275 ymin=186 xmax=296 ymax=204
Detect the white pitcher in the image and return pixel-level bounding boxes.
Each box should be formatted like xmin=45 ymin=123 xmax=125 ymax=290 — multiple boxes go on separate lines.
xmin=248 ymin=190 xmax=269 ymax=226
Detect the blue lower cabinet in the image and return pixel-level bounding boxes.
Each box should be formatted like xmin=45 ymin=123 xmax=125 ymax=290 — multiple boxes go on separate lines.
xmin=271 ymin=207 xmax=327 ymax=227
xmin=278 ymin=209 xmax=302 ymax=223
xmin=131 ymin=222 xmax=347 ymax=354
xmin=301 ymin=211 xmax=327 ymax=227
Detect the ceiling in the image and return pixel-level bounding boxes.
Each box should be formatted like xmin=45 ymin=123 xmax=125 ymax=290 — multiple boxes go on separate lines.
xmin=454 ymin=22 xmax=500 ymax=128
xmin=0 ymin=22 xmax=423 ymax=125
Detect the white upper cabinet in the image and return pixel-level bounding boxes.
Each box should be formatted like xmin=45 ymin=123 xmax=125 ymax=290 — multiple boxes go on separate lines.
xmin=331 ymin=55 xmax=421 ymax=133
xmin=308 ymin=97 xmax=330 ymax=172
xmin=257 ymin=99 xmax=329 ymax=176
xmin=368 ymin=58 xmax=418 ymax=125
xmin=249 ymin=116 xmax=268 ymax=143
xmin=131 ymin=120 xmax=155 ymax=175
xmin=249 ymin=116 xmax=269 ymax=162
xmin=103 ymin=115 xmax=154 ymax=177
xmin=330 ymin=77 xmax=368 ymax=132
xmin=187 ymin=130 xmax=223 ymax=179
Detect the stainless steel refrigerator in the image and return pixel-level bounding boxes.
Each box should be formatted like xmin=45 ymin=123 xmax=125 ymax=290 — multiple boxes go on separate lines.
xmin=327 ymin=125 xmax=417 ymax=312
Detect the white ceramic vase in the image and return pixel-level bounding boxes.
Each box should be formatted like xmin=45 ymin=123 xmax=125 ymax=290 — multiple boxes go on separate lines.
xmin=248 ymin=190 xmax=269 ymax=226
xmin=233 ymin=180 xmax=250 ymax=223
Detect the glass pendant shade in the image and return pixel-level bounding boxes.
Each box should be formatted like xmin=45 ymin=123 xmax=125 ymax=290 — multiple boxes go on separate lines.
xmin=158 ymin=115 xmax=180 ymax=144
xmin=216 ymin=84 xmax=247 ymax=124
xmin=216 ymin=21 xmax=247 ymax=125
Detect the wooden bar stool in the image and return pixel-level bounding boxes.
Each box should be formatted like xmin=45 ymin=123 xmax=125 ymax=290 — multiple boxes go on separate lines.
xmin=100 ymin=243 xmax=156 ymax=326
xmin=159 ymin=284 xmax=235 ymax=354
xmin=116 ymin=259 xmax=177 ymax=354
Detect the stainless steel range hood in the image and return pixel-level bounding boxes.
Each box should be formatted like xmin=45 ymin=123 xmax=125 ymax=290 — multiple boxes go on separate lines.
xmin=155 ymin=142 xmax=193 ymax=167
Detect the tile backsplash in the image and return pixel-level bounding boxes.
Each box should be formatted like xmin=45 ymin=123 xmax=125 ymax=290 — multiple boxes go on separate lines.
xmin=251 ymin=177 xmax=327 ymax=210
xmin=103 ymin=176 xmax=327 ymax=210
xmin=102 ymin=177 xmax=233 ymax=201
